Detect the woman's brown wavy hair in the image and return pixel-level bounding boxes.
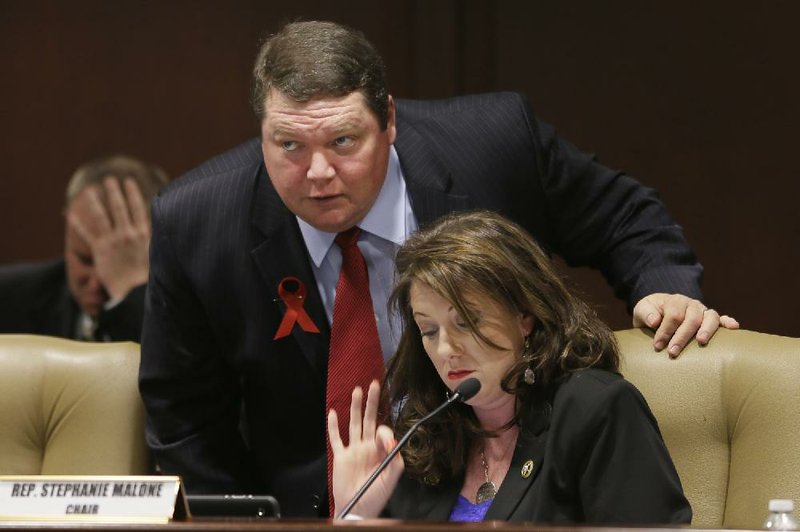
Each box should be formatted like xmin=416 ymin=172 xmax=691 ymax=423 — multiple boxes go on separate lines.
xmin=386 ymin=210 xmax=619 ymax=484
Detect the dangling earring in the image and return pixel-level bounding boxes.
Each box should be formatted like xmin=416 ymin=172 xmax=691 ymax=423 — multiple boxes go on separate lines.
xmin=522 ymin=335 xmax=536 ymax=385
xmin=523 ymin=367 xmax=536 ymax=385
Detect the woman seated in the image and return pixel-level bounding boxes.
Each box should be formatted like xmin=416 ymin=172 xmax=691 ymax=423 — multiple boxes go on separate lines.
xmin=327 ymin=210 xmax=691 ymax=524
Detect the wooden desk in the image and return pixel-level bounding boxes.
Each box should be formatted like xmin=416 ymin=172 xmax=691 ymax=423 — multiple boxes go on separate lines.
xmin=0 ymin=519 xmax=728 ymax=532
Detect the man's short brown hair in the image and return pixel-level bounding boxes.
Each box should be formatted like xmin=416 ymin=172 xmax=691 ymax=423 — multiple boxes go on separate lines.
xmin=65 ymin=154 xmax=169 ymax=209
xmin=251 ymin=20 xmax=390 ymax=129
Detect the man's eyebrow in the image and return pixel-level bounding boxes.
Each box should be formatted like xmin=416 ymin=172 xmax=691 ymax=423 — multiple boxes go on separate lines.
xmin=329 ymin=118 xmax=361 ymax=133
xmin=270 ymin=119 xmax=363 ymax=139
xmin=270 ymin=128 xmax=294 ymax=139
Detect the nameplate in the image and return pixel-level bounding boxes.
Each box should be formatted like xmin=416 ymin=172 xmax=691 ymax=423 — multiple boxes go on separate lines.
xmin=0 ymin=476 xmax=187 ymax=523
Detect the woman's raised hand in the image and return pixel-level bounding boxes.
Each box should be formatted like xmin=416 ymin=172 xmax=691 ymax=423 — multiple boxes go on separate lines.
xmin=327 ymin=380 xmax=404 ymax=519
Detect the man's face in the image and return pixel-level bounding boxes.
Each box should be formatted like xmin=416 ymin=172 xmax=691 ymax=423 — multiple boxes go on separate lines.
xmin=64 ymin=188 xmax=106 ymax=318
xmin=260 ymin=88 xmax=396 ymax=233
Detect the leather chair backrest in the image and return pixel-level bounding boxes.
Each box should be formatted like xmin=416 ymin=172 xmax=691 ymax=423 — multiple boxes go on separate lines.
xmin=617 ymin=328 xmax=800 ymax=529
xmin=0 ymin=334 xmax=148 ymax=475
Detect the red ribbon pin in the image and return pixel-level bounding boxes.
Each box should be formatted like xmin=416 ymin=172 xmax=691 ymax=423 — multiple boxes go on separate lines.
xmin=274 ymin=276 xmax=321 ymax=340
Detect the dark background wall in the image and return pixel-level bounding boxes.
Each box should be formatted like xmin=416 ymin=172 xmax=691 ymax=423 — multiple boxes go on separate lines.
xmin=1 ymin=0 xmax=797 ymax=337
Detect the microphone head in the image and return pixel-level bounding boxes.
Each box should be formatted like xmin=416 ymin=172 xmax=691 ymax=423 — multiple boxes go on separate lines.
xmin=454 ymin=378 xmax=481 ymax=402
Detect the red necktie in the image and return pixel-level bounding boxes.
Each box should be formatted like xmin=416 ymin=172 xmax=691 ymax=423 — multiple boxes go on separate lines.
xmin=326 ymin=226 xmax=385 ymax=516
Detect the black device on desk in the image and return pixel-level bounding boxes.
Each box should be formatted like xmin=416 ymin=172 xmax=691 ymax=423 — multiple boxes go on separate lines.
xmin=186 ymin=494 xmax=281 ymax=518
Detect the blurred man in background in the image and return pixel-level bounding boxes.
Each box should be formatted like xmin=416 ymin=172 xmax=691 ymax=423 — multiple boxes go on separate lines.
xmin=0 ymin=154 xmax=168 ymax=342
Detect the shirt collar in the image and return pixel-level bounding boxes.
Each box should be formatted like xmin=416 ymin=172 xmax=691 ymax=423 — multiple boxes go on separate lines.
xmin=299 ymin=146 xmax=406 ymax=267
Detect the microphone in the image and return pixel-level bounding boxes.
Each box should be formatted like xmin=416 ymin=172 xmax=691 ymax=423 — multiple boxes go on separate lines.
xmin=337 ymin=377 xmax=481 ymax=519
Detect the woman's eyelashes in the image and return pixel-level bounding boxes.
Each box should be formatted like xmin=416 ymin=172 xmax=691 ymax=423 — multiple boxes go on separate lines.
xmin=418 ymin=325 xmax=438 ymax=338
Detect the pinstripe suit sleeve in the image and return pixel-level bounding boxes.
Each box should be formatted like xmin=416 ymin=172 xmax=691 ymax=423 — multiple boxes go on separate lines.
xmin=138 ymin=185 xmax=259 ymax=494
xmin=397 ymin=92 xmax=703 ymax=309
xmin=514 ymin=94 xmax=703 ymax=307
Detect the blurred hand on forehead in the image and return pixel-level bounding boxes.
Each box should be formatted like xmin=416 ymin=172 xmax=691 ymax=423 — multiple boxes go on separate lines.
xmin=66 ymin=176 xmax=151 ymax=301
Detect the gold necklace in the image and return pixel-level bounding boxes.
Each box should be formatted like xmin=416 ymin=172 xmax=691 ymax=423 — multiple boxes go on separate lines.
xmin=476 ymin=449 xmax=497 ymax=503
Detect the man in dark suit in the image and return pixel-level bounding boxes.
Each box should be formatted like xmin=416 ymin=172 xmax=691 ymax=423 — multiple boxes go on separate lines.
xmin=138 ymin=21 xmax=737 ymax=517
xmin=0 ymin=155 xmax=168 ymax=342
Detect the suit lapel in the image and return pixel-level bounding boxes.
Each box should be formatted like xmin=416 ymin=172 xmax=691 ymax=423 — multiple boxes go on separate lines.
xmin=37 ymin=266 xmax=79 ymax=339
xmin=484 ymin=403 xmax=550 ymax=520
xmin=406 ymin=475 xmax=463 ymax=521
xmin=429 ymin=475 xmax=465 ymax=520
xmin=58 ymin=293 xmax=79 ymax=340
xmin=394 ymin=116 xmax=473 ymax=225
xmin=250 ymin=164 xmax=330 ymax=380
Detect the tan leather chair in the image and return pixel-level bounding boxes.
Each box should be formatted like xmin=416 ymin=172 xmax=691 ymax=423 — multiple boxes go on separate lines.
xmin=618 ymin=328 xmax=800 ymax=529
xmin=0 ymin=334 xmax=148 ymax=475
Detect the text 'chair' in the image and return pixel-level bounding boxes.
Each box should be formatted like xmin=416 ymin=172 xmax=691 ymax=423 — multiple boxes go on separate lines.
xmin=618 ymin=328 xmax=800 ymax=529
xmin=0 ymin=334 xmax=148 ymax=475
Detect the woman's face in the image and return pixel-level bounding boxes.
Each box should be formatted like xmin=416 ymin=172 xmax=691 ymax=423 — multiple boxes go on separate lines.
xmin=409 ymin=280 xmax=534 ymax=411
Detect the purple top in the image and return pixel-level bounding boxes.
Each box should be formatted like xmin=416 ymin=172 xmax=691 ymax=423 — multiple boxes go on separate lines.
xmin=448 ymin=494 xmax=493 ymax=522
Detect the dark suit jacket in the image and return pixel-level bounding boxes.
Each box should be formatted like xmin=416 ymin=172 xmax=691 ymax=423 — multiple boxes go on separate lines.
xmin=0 ymin=258 xmax=145 ymax=342
xmin=139 ymin=92 xmax=703 ymax=517
xmin=388 ymin=369 xmax=692 ymax=525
